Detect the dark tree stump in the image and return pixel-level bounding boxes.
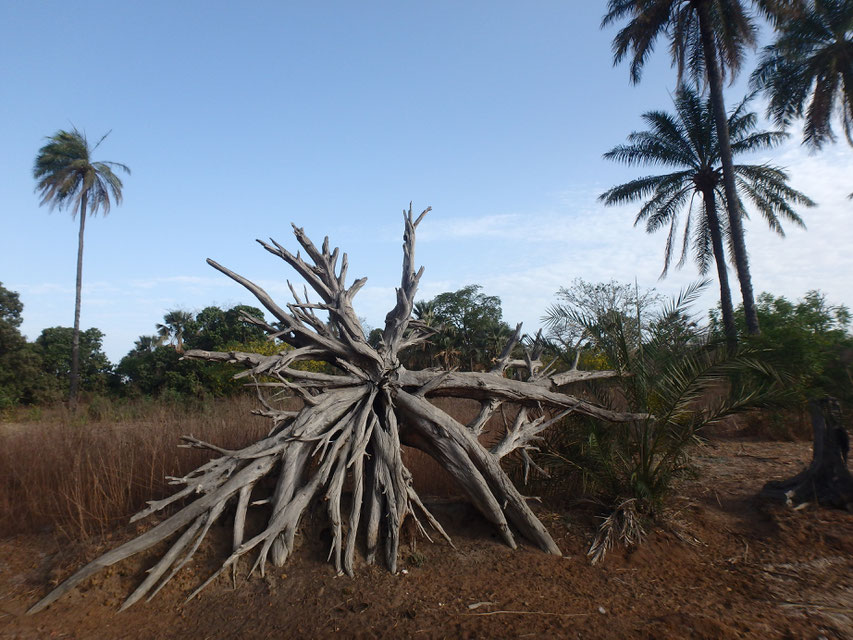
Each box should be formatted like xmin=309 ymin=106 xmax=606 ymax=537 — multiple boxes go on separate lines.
xmin=762 ymin=397 xmax=853 ymax=510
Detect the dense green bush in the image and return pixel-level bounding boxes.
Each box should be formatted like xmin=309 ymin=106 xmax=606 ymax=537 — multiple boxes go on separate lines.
xmin=726 ymin=291 xmax=851 ymax=404
xmin=117 ymin=305 xmax=270 ymax=398
xmin=35 ymin=327 xmax=113 ymax=395
xmin=709 ymin=290 xmax=852 ymax=438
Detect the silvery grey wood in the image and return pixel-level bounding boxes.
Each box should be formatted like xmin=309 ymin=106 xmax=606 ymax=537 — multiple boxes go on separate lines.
xmin=29 ymin=205 xmax=641 ymax=613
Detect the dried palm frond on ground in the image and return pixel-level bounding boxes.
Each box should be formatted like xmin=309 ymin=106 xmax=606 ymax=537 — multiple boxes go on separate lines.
xmin=587 ymin=498 xmax=646 ymax=565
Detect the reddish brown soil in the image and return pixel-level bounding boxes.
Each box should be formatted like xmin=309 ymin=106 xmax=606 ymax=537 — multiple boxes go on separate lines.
xmin=2 ymin=438 xmax=852 ymax=639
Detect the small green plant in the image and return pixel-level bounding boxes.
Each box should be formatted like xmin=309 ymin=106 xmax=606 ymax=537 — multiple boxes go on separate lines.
xmin=407 ymin=552 xmax=426 ymax=568
xmin=86 ymin=395 xmax=115 ymax=422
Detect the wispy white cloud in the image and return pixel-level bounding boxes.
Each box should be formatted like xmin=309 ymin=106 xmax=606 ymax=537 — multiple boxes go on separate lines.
xmin=408 ymin=138 xmax=853 ymax=335
xmin=129 ymin=275 xmax=225 ymax=290
xmin=14 ymin=282 xmax=69 ymax=296
xmin=744 ymin=142 xmax=853 ymax=305
xmin=418 ymin=214 xmax=525 ymax=241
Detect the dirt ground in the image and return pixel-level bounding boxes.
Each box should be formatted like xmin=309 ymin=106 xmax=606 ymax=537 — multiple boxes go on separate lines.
xmin=1 ymin=436 xmax=852 ymax=640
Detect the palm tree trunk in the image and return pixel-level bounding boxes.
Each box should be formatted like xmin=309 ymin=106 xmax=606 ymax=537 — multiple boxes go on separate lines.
xmin=696 ymin=1 xmax=760 ymax=335
xmin=704 ymin=190 xmax=738 ymax=347
xmin=70 ymin=191 xmax=87 ymax=405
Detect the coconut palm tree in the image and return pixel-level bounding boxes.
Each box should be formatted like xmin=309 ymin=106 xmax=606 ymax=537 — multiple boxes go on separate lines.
xmin=156 ymin=310 xmax=195 ymax=353
xmin=33 ymin=128 xmax=130 ymax=404
xmin=751 ymin=0 xmax=853 ymax=150
xmin=599 ymin=87 xmax=814 ymax=345
xmin=602 ymin=0 xmax=792 ymax=335
xmin=411 ymin=300 xmax=439 ymax=368
xmin=133 ymin=335 xmax=163 ymax=352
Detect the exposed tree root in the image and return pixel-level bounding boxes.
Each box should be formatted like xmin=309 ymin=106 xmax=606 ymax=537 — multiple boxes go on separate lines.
xmin=29 ymin=205 xmax=640 ymax=614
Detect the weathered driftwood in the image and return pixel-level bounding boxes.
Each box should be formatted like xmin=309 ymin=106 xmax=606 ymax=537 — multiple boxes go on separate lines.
xmin=29 ymin=205 xmax=641 ymax=614
xmin=762 ymin=397 xmax=853 ymax=510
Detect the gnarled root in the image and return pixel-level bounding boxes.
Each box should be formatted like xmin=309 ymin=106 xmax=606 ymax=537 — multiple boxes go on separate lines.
xmin=29 ymin=205 xmax=640 ymax=613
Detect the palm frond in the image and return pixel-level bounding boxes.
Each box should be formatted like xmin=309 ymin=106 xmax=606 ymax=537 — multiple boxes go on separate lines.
xmin=600 ymin=174 xmax=670 ymax=207
xmin=751 ymin=0 xmax=853 ymax=148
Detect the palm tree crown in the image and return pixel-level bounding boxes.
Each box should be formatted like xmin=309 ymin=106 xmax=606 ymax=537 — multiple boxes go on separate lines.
xmin=751 ymin=0 xmax=853 ymax=149
xmin=602 ymin=0 xmax=760 ymax=86
xmin=156 ymin=310 xmax=195 ymax=353
xmin=34 ymin=129 xmax=129 ymax=217
xmin=602 ymin=89 xmax=812 ymax=272
xmin=600 ymin=87 xmax=814 ymax=341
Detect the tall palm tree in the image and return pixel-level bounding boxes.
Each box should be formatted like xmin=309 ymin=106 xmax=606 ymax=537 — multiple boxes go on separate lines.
xmin=600 ymin=88 xmax=814 ymax=344
xmin=133 ymin=335 xmax=163 ymax=352
xmin=602 ymin=0 xmax=791 ymax=335
xmin=33 ymin=128 xmax=129 ymax=404
xmin=751 ymin=0 xmax=853 ymax=150
xmin=156 ymin=310 xmax=195 ymax=353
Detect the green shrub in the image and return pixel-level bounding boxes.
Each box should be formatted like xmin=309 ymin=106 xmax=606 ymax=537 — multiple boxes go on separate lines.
xmin=540 ymin=281 xmax=785 ymax=559
xmin=713 ymin=290 xmax=852 ymax=406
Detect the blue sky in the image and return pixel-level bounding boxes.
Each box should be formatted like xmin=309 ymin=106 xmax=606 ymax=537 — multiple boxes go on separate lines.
xmin=2 ymin=1 xmax=851 ymax=362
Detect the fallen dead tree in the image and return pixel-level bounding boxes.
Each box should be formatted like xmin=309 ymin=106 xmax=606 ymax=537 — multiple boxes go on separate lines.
xmin=29 ymin=205 xmax=643 ymax=613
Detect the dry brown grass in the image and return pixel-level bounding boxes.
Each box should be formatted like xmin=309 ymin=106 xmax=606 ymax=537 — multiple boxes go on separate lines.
xmin=0 ymin=396 xmax=268 ymax=539
xmin=0 ymin=396 xmax=497 ymax=541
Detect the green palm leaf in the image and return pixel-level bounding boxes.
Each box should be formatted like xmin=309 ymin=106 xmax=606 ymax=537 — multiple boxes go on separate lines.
xmin=751 ymin=0 xmax=853 ymax=150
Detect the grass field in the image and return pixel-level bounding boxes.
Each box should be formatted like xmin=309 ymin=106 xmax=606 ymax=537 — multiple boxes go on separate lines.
xmin=0 ymin=395 xmax=487 ymax=539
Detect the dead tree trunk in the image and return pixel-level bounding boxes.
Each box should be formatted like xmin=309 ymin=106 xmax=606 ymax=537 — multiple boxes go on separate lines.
xmin=762 ymin=397 xmax=853 ymax=510
xmin=29 ymin=205 xmax=643 ymax=614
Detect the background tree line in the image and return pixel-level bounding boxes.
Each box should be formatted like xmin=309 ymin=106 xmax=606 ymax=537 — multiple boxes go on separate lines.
xmin=0 ymin=282 xmax=271 ymax=407
xmin=3 ymin=278 xmax=849 ymax=412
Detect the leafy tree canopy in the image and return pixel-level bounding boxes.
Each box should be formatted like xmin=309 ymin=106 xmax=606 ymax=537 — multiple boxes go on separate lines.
xmin=412 ymin=285 xmax=512 ymax=371
xmin=543 ymin=279 xmax=664 ymax=361
xmin=185 ymin=305 xmax=267 ymax=351
xmin=118 ymin=304 xmax=270 ymax=398
xmin=713 ymin=290 xmax=853 ymax=403
xmin=431 ymin=285 xmax=504 ymax=333
xmin=35 ymin=327 xmax=112 ymax=394
xmin=0 ymin=283 xmax=26 ymax=357
xmin=0 ymin=283 xmax=23 ymax=329
xmin=0 ymin=284 xmax=54 ymax=407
